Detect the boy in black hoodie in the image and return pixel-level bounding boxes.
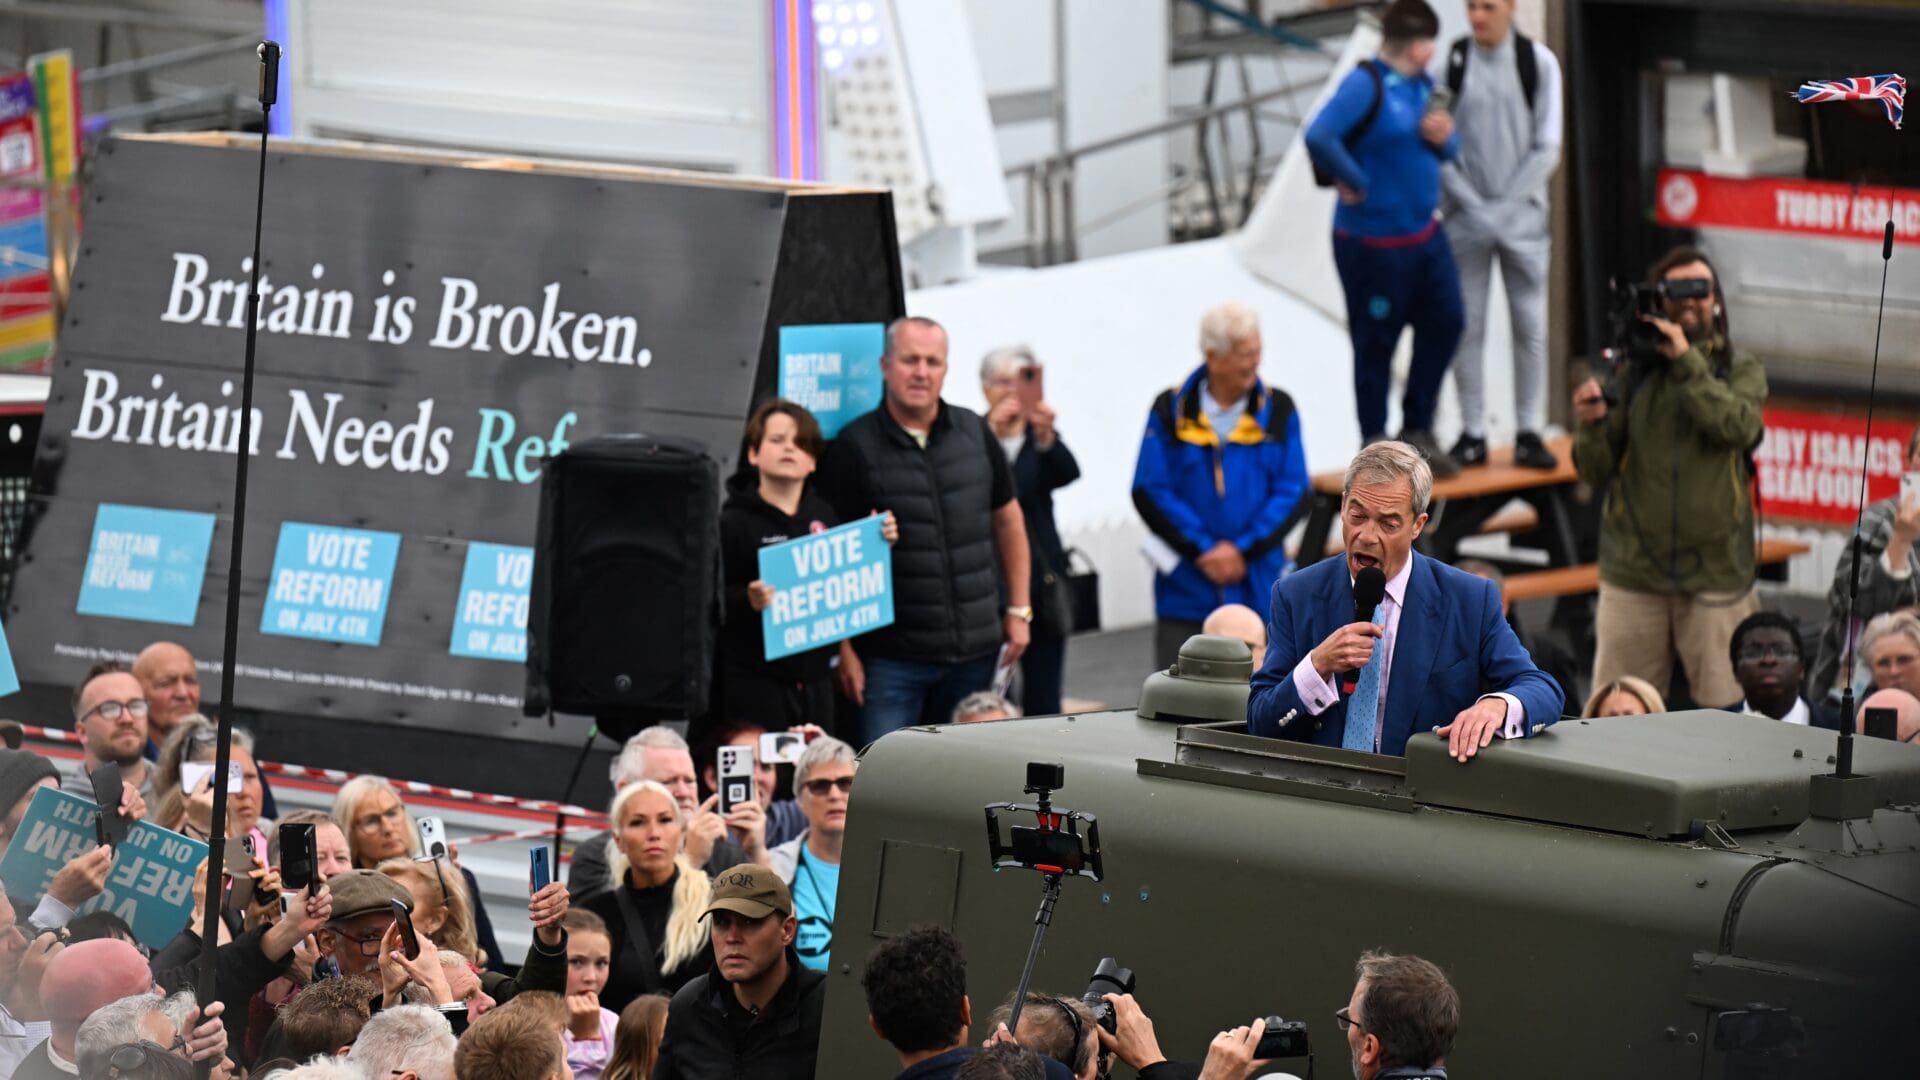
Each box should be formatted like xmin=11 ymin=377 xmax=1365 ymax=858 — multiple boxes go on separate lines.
xmin=718 ymin=400 xmax=895 ymax=733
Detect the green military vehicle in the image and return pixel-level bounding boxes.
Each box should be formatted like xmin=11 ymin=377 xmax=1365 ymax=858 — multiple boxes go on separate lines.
xmin=819 ymin=639 xmax=1919 ymax=1077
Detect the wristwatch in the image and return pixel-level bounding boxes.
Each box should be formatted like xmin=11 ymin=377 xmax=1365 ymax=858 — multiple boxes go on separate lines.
xmin=1005 ymin=605 xmax=1034 ymax=622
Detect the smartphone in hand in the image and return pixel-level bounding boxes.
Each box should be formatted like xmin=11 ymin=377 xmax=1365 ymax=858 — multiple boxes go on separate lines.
xmin=717 ymin=745 xmax=755 ymax=815
xmin=390 ymin=898 xmax=421 ymax=960
xmin=529 ymin=846 xmax=552 ymax=894
xmin=90 ymin=762 xmax=129 ymax=848
xmin=279 ymin=823 xmax=317 ymax=895
xmin=418 ymin=816 xmax=449 ymax=861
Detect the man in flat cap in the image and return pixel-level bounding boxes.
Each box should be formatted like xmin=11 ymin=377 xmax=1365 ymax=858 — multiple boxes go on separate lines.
xmin=652 ymin=863 xmax=826 ymax=1080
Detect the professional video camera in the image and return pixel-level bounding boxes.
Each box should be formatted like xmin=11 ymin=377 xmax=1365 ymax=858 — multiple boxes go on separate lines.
xmin=1607 ymin=275 xmax=1711 ymax=354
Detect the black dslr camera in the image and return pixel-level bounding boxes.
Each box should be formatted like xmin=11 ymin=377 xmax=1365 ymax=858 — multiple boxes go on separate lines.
xmin=1080 ymin=958 xmax=1136 ymax=1034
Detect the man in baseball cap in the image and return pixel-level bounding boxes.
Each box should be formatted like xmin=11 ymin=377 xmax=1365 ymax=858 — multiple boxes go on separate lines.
xmin=653 ymin=863 xmax=826 ymax=1079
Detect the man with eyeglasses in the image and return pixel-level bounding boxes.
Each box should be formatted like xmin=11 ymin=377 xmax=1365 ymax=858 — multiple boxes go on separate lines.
xmin=58 ymin=663 xmax=156 ymax=804
xmin=767 ymin=737 xmax=855 ymax=972
xmin=1721 ymin=611 xmax=1840 ymax=730
xmin=1335 ymin=950 xmax=1458 ymax=1080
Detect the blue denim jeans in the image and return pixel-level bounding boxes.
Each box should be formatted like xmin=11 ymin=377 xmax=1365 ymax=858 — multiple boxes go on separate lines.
xmin=859 ymin=653 xmax=999 ymax=745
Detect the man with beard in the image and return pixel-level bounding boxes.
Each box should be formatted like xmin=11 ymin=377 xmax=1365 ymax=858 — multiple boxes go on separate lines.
xmin=1573 ymin=247 xmax=1766 ymax=708
xmin=59 ymin=663 xmax=156 ymax=802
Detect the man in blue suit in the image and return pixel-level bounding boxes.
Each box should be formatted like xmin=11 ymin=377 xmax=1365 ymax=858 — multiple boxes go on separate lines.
xmin=1248 ymin=441 xmax=1562 ymax=759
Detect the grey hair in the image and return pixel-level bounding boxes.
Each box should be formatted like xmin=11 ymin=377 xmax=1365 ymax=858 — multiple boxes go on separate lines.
xmin=76 ymin=994 xmax=179 ymax=1069
xmin=884 ymin=315 xmax=947 ymax=359
xmin=274 ymin=1060 xmax=374 ymax=1079
xmin=1862 ymin=611 xmax=1920 ymax=660
xmin=980 ymin=344 xmax=1037 ymax=386
xmin=794 ymin=735 xmax=857 ymax=789
xmin=1343 ymin=441 xmax=1434 ymax=516
xmin=1199 ymin=301 xmax=1259 ymax=356
xmin=610 ymin=726 xmax=690 ymax=786
xmin=951 ymin=691 xmax=1020 ymax=723
xmin=347 ymin=1004 xmax=457 ymax=1080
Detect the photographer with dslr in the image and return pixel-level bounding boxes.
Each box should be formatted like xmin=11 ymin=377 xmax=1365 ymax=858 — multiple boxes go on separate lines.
xmin=1573 ymin=246 xmax=1766 ymax=708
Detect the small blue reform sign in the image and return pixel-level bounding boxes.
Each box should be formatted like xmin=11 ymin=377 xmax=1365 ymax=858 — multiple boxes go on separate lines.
xmin=448 ymin=542 xmax=533 ymax=661
xmin=260 ymin=521 xmax=401 ymax=646
xmin=0 ymin=786 xmax=207 ymax=950
xmin=777 ymin=322 xmax=885 ymax=438
xmin=758 ymin=515 xmax=894 ymax=661
xmin=75 ymin=503 xmax=216 ymax=626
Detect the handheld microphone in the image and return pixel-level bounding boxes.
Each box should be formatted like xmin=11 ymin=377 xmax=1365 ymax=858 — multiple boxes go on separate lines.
xmin=1340 ymin=565 xmax=1388 ymax=694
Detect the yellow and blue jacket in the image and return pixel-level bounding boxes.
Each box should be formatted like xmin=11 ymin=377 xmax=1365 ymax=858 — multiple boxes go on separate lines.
xmin=1131 ymin=365 xmax=1311 ymax=622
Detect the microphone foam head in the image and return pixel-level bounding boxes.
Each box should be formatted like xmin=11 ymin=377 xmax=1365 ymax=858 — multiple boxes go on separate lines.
xmin=1353 ymin=565 xmax=1388 ymax=610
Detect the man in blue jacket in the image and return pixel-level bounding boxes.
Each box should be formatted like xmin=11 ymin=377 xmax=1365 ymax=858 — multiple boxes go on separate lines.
xmin=1132 ymin=301 xmax=1310 ymax=670
xmin=1248 ymin=440 xmax=1561 ymax=759
xmin=1305 ymin=0 xmax=1465 ymax=476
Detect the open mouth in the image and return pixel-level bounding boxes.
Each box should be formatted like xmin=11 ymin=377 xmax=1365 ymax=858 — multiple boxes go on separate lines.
xmin=1350 ymin=552 xmax=1380 ymax=572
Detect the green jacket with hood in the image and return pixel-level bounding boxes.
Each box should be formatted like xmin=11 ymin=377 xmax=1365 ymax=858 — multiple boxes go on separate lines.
xmin=1572 ymin=340 xmax=1767 ymax=595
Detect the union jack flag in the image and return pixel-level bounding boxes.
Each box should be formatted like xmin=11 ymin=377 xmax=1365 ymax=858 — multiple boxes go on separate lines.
xmin=1795 ymin=73 xmax=1906 ymax=130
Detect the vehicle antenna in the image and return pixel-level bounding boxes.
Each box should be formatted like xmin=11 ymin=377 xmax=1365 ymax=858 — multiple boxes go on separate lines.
xmin=1836 ymin=216 xmax=1896 ymax=782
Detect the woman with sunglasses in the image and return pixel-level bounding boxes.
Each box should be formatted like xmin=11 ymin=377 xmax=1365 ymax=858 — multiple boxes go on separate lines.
xmin=330 ymin=775 xmax=503 ymax=970
xmin=764 ymin=736 xmax=854 ymax=974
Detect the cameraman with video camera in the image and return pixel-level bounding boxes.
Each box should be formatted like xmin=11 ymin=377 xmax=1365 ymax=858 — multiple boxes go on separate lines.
xmin=1573 ymin=246 xmax=1767 ymax=708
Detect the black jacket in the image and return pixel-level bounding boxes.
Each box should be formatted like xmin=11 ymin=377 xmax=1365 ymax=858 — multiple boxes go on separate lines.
xmin=819 ymin=401 xmax=1014 ymax=664
xmin=583 ymin=874 xmax=714 ymax=1012
xmin=651 ymin=948 xmax=824 ymax=1080
xmin=718 ymin=474 xmax=843 ymax=683
xmin=152 ymin=923 xmax=291 ymax=1063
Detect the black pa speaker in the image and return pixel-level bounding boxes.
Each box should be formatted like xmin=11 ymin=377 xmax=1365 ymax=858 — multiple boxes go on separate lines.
xmin=525 ymin=435 xmax=721 ymax=728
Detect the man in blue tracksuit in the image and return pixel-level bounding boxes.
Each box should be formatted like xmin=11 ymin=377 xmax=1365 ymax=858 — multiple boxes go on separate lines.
xmin=1132 ymin=301 xmax=1310 ymax=669
xmin=1305 ymin=0 xmax=1466 ymax=476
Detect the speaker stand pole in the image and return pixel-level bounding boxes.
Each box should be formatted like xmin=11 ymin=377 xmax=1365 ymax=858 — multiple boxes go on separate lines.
xmin=554 ymin=720 xmax=598 ymax=874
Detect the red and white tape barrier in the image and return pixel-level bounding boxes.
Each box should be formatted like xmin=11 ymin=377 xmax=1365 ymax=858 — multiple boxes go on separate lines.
xmin=14 ymin=724 xmax=608 ymax=825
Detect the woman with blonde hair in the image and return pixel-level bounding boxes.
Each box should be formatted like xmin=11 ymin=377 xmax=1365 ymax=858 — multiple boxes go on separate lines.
xmin=582 ymin=780 xmax=713 ymax=1010
xmin=332 ymin=773 xmax=503 ymax=969
xmin=603 ymin=994 xmax=670 ymax=1080
xmin=1582 ymin=675 xmax=1667 ymax=718
xmin=152 ymin=715 xmax=267 ymax=854
xmin=377 ymin=855 xmax=485 ymax=966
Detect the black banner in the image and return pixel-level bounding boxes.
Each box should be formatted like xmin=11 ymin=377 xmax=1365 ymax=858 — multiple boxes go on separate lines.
xmin=8 ymin=136 xmax=891 ymax=748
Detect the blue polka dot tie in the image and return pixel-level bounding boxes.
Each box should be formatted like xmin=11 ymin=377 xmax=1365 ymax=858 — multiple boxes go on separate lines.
xmin=1342 ymin=602 xmax=1386 ymax=752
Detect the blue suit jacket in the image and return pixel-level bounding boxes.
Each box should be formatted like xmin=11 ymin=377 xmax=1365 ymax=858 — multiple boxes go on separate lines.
xmin=1248 ymin=552 xmax=1564 ymax=754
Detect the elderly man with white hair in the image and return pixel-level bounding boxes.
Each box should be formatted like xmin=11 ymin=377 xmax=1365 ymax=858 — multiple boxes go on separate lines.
xmin=767 ymin=736 xmax=856 ymax=972
xmin=1132 ymin=301 xmax=1311 ymax=669
xmin=981 ymin=344 xmax=1081 ymax=716
xmin=346 ymin=1004 xmax=458 ymax=1080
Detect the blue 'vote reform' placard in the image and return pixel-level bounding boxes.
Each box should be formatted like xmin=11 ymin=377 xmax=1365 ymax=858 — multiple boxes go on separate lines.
xmin=0 ymin=786 xmax=207 ymax=950
xmin=449 ymin=542 xmax=533 ymax=661
xmin=260 ymin=521 xmax=401 ymax=646
xmin=758 ymin=516 xmax=894 ymax=661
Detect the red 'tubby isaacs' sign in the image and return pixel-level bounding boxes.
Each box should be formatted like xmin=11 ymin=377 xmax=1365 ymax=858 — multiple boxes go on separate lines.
xmin=1755 ymin=407 xmax=1916 ymax=525
xmin=1655 ymin=168 xmax=1920 ymax=245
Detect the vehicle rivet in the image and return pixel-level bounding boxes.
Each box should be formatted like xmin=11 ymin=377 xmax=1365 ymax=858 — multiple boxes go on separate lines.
xmin=1694 ymin=878 xmax=1707 ymax=888
xmin=1685 ymin=1033 xmax=1698 ymax=1046
xmin=1101 ymin=893 xmax=1111 ymax=905
xmin=1664 ymin=1026 xmax=1678 ymax=1040
xmin=1792 ymin=748 xmax=1804 ymax=758
xmin=1138 ymin=888 xmax=1150 ymax=902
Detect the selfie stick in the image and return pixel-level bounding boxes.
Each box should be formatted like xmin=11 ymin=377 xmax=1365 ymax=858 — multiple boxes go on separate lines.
xmin=196 ymin=42 xmax=279 ymax=1043
xmin=1005 ymin=870 xmax=1064 ymax=1037
xmin=1835 ymin=218 xmax=1897 ymax=781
